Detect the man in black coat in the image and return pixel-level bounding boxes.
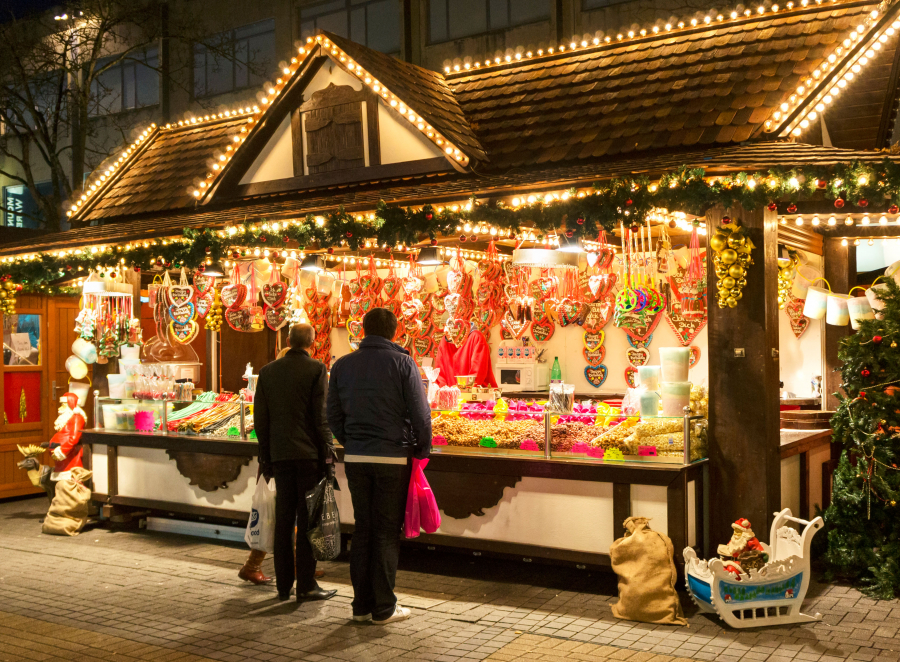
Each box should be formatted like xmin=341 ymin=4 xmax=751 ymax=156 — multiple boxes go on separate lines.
xmin=327 ymin=308 xmax=431 ymax=624
xmin=256 ymin=323 xmax=336 ymax=602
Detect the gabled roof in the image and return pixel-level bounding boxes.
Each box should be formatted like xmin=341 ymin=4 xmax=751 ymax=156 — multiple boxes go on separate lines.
xmin=64 ymin=0 xmax=900 ymax=227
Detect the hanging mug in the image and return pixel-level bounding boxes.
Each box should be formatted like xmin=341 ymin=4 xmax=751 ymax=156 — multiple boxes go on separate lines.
xmin=825 ymin=293 xmax=851 ymax=326
xmin=792 ymin=264 xmax=821 ymax=299
xmin=802 ymin=286 xmax=829 ymax=320
xmin=65 ymin=355 xmax=89 ymax=380
xmin=865 ymin=283 xmax=889 ymax=320
xmin=71 ymin=338 xmax=98 ymax=365
xmin=847 ymin=296 xmax=875 ymax=330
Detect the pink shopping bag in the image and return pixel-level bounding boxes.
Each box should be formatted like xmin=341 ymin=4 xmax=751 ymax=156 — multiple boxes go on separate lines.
xmin=404 ymin=458 xmax=441 ymax=538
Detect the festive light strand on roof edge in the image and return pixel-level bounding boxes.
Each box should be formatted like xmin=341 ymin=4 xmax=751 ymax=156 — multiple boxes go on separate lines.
xmin=13 ymin=160 xmax=900 ymax=292
xmin=186 ymin=33 xmax=471 ymax=203
xmin=442 ymin=0 xmax=843 ymax=74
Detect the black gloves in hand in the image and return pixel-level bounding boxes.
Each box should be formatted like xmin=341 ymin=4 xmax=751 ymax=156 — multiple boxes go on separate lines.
xmin=260 ymin=462 xmax=274 ymax=482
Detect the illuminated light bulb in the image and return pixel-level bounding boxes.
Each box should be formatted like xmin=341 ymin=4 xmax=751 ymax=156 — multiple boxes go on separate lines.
xmin=527 ymin=195 xmax=536 ymax=204
xmin=881 ymin=216 xmax=889 ymax=225
xmin=828 ymin=216 xmax=837 ymax=226
xmin=796 ymin=216 xmax=804 ymax=226
xmin=869 ymin=238 xmax=875 ymax=246
xmin=844 ymin=216 xmax=853 ymax=226
xmin=862 ymin=215 xmax=871 ymax=225
xmin=841 ymin=238 xmax=848 ymax=246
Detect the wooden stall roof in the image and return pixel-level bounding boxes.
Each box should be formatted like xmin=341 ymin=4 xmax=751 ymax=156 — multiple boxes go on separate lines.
xmin=6 ymin=141 xmax=900 ymax=257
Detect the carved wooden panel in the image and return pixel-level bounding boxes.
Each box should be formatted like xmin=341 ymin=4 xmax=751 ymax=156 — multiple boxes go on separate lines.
xmin=166 ymin=450 xmax=250 ymax=492
xmin=425 ymin=470 xmax=521 ymax=519
xmin=300 ymin=83 xmax=366 ymax=175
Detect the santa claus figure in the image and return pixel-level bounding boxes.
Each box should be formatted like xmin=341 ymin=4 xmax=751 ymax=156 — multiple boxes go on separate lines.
xmin=717 ymin=518 xmax=769 ymax=565
xmin=49 ymin=393 xmax=86 ymax=482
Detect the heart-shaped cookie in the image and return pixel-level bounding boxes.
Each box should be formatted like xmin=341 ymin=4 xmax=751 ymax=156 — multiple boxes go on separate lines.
xmin=168 ymin=284 xmax=193 ymax=307
xmin=583 ymin=345 xmax=606 ymax=365
xmin=403 ymin=276 xmax=424 ymax=295
xmin=413 ymin=335 xmax=434 ymax=358
xmin=689 ymin=345 xmax=701 ymax=367
xmin=582 ymin=330 xmax=605 ymax=352
xmin=556 ymin=299 xmax=581 ymax=327
xmin=476 ymin=308 xmax=496 ymax=330
xmin=347 ymin=318 xmax=364 ymax=342
xmin=444 ymin=292 xmax=462 ymax=316
xmin=169 ymin=302 xmax=195 ymax=325
xmin=221 ymin=283 xmax=247 ymax=309
xmin=383 ymin=276 xmax=402 ymax=300
xmin=501 ymin=310 xmax=528 ymax=339
xmin=626 ymin=347 xmax=650 ymax=367
xmin=624 ymin=366 xmax=638 ymax=388
xmin=585 ymin=252 xmax=599 ymax=268
xmin=444 ymin=317 xmax=469 ymax=346
xmin=193 ymin=274 xmax=214 ymax=296
xmin=262 ymin=281 xmax=286 ymax=307
xmin=582 ymin=299 xmax=613 ymax=332
xmin=584 ymin=364 xmax=607 ymax=388
xmin=169 ymin=320 xmax=199 ymax=344
xmin=627 ymin=333 xmax=653 ymax=349
xmin=530 ymin=316 xmax=554 ymax=342
xmin=265 ymin=305 xmax=288 ymax=331
xmin=226 ymin=307 xmax=251 ymax=332
xmin=401 ymin=298 xmax=423 ymax=319
xmin=195 ymin=292 xmax=213 ymax=319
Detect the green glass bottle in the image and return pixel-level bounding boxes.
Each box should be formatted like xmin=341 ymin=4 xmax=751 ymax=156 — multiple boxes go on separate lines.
xmin=550 ymin=356 xmax=562 ymax=383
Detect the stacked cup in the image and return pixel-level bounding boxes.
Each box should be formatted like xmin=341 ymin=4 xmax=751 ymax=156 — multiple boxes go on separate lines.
xmin=659 ymin=347 xmax=692 ymax=416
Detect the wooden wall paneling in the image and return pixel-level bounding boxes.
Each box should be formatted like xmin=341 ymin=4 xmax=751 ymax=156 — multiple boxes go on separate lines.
xmin=219 ymin=322 xmax=277 ymax=394
xmin=777 ymin=225 xmax=824 ymax=255
xmin=823 ymin=238 xmax=856 ymax=410
xmin=707 ymin=203 xmax=782 ymax=541
xmin=47 ymin=297 xmax=81 ymax=435
xmin=612 ymin=483 xmax=630 ymax=540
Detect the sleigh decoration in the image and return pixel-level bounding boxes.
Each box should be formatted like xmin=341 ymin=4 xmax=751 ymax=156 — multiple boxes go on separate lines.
xmin=683 ymin=508 xmax=823 ymax=628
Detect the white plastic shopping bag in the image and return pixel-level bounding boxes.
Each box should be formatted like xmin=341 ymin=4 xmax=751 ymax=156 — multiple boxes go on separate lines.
xmin=245 ymin=476 xmax=276 ymax=553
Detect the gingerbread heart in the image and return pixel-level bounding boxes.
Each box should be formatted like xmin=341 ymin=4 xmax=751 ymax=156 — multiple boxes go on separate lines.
xmin=347 ymin=318 xmax=364 ymax=342
xmin=195 ymin=292 xmax=213 ymax=319
xmin=444 ymin=317 xmax=469 ymax=346
xmin=585 ymin=252 xmax=599 ymax=268
xmin=476 ymin=308 xmax=496 ymax=329
xmin=444 ymin=292 xmax=462 ymax=316
xmin=262 ymin=281 xmax=286 ymax=307
xmin=348 ymin=279 xmax=362 ymax=296
xmin=169 ymin=320 xmax=199 ymax=344
xmin=784 ymin=295 xmax=810 ymax=339
xmin=168 ymin=284 xmax=193 ymax=307
xmin=168 ymin=302 xmax=195 ymax=325
xmin=221 ymin=283 xmax=247 ymax=309
xmin=531 ymin=316 xmax=554 ymax=342
xmin=501 ymin=310 xmax=528 ymax=339
xmin=626 ymin=347 xmax=650 ymax=367
xmin=226 ymin=307 xmax=251 ymax=332
xmin=265 ymin=305 xmax=288 ymax=331
xmin=582 ymin=298 xmax=613 ymax=332
xmin=583 ymin=345 xmax=606 ymax=365
xmin=624 ymin=366 xmax=638 ymax=388
xmin=583 ymin=330 xmax=605 ymax=352
xmin=193 ymin=274 xmax=214 ymax=296
xmin=689 ymin=346 xmax=701 ymax=367
xmin=383 ymin=276 xmax=402 ymax=300
xmin=403 ymin=276 xmax=424 ymax=295
xmin=556 ymin=299 xmax=581 ymax=327
xmin=401 ymin=299 xmax=423 ymax=319
xmin=413 ymin=335 xmax=434 ymax=358
xmin=584 ymin=364 xmax=608 ymax=388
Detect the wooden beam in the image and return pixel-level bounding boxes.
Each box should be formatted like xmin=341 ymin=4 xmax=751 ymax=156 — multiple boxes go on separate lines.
xmin=823 ymin=237 xmax=856 ymax=410
xmin=817 ymin=225 xmax=900 ymax=238
xmin=707 ymin=203 xmax=782 ymax=540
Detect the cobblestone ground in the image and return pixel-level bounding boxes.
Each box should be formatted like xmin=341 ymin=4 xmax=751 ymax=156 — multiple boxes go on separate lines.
xmin=1 ymin=497 xmax=899 ymax=662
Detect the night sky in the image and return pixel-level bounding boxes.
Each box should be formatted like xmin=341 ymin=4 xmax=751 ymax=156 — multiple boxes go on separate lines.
xmin=0 ymin=0 xmax=60 ymax=21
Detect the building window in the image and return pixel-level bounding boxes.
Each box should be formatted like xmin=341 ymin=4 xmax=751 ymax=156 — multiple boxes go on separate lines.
xmin=300 ymin=0 xmax=400 ymax=55
xmin=90 ymin=48 xmax=159 ymax=116
xmin=429 ymin=0 xmax=549 ymax=43
xmin=194 ymin=19 xmax=276 ymax=99
xmin=2 ymin=182 xmax=54 ymax=228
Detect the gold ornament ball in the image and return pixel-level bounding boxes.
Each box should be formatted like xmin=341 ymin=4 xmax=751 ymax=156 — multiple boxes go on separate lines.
xmin=720 ymin=248 xmax=738 ymax=265
xmin=721 ymin=276 xmax=736 ymax=289
xmin=709 ymin=234 xmax=728 ymax=252
xmin=727 ymin=234 xmax=746 ymax=249
xmin=4 ymin=281 xmax=14 ymax=291
xmin=737 ymin=278 xmax=747 ymax=287
xmin=892 ymin=341 xmax=898 ymax=348
xmin=728 ymin=264 xmax=745 ymax=279
xmin=733 ymin=291 xmax=743 ymax=300
xmin=726 ymin=296 xmax=738 ymax=307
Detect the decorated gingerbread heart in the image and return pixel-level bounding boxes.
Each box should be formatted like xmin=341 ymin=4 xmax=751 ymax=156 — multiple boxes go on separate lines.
xmin=626 ymin=346 xmax=650 ymax=367
xmin=530 ymin=316 xmax=555 ymax=342
xmin=556 ymin=299 xmax=581 ymax=327
xmin=262 ymin=281 xmax=286 ymax=307
xmin=168 ymin=302 xmax=195 ymax=325
xmin=784 ymin=295 xmax=810 ymax=339
xmin=226 ymin=307 xmax=251 ymax=332
xmin=347 ymin=318 xmax=365 ymax=343
xmin=624 ymin=366 xmax=638 ymax=388
xmin=582 ymin=298 xmax=613 ymax=332
xmin=169 ymin=320 xmax=199 ymax=344
xmin=264 ymin=305 xmax=288 ymax=331
xmin=689 ymin=345 xmax=701 ymax=367
xmin=413 ymin=335 xmax=434 ymax=358
xmin=168 ymin=284 xmax=193 ymax=307
xmin=584 ymin=364 xmax=608 ymax=388
xmin=221 ymin=283 xmax=247 ymax=309
xmin=382 ymin=276 xmax=402 ymax=300
xmin=582 ymin=330 xmax=605 ymax=352
xmin=444 ymin=317 xmax=470 ymax=346
xmin=195 ymin=292 xmax=213 ymax=319
xmin=193 ymin=273 xmax=214 ymax=296
xmin=501 ymin=310 xmax=528 ymax=339
xmin=583 ymin=345 xmax=606 ymax=365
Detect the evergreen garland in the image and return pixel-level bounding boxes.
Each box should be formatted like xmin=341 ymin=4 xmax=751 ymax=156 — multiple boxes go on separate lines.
xmin=6 ymin=159 xmax=900 ymax=293
xmin=824 ymin=279 xmax=900 ymax=599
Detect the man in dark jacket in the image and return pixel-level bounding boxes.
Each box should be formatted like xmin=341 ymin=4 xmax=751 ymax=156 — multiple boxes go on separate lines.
xmin=327 ymin=308 xmax=431 ymax=624
xmin=256 ymin=323 xmax=336 ymax=603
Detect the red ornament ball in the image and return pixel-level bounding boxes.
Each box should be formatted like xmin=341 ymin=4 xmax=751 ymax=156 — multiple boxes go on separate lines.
xmin=431 ymin=239 xmax=438 ymax=246
xmin=860 ymin=391 xmax=867 ymax=398
xmin=834 ymin=198 xmax=845 ymax=209
xmin=283 ymin=236 xmax=290 ymax=243
xmin=722 ymin=216 xmax=732 ymax=224
xmin=425 ymin=212 xmax=433 ymax=221
xmin=198 ymin=264 xmax=206 ymax=272
xmin=204 ymin=246 xmax=211 ymax=254
xmin=625 ymin=199 xmax=633 ymax=206
xmin=858 ymin=199 xmax=869 ymax=208
xmin=817 ymin=179 xmax=827 ymax=189
xmin=565 ymin=231 xmax=574 ymax=238
xmin=260 ymin=235 xmax=267 ymax=242
xmin=327 ymin=247 xmax=334 ymax=255
xmin=786 ymin=203 xmax=797 ymax=213
xmin=346 ymin=231 xmax=353 ymax=238
xmin=668 ymin=220 xmax=677 ymax=229
xmin=890 ymin=205 xmax=899 ymax=215
xmin=576 ymin=217 xmax=585 ymax=225
xmin=164 ymin=261 xmax=172 ymax=268
xmin=874 ymin=335 xmax=883 ymax=344
xmin=459 ymin=234 xmax=467 ymax=242
xmin=232 ymin=251 xmax=240 ymax=259
xmin=155 ymin=259 xmax=163 ymax=267
xmin=767 ymin=203 xmax=777 ymax=212
xmin=134 ymin=266 xmax=141 ymax=273
xmin=862 ymin=368 xmax=871 ymax=377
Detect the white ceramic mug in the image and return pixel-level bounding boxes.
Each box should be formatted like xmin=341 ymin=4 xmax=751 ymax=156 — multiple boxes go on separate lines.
xmin=65 ymin=355 xmax=88 ymax=380
xmin=792 ymin=264 xmax=821 ymax=299
xmin=826 ymin=293 xmax=851 ymax=326
xmin=803 ymin=286 xmax=829 ymax=320
xmin=847 ymin=296 xmax=875 ymax=330
xmin=67 ymin=381 xmax=90 ymax=406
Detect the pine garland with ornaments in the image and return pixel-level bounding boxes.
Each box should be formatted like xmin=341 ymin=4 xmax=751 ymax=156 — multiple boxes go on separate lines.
xmin=824 ymin=278 xmax=900 ymax=599
xmin=5 ymin=159 xmax=900 ymax=293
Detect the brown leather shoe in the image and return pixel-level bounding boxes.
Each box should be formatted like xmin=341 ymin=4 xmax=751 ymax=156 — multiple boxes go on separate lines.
xmin=239 ymin=566 xmax=273 ymax=584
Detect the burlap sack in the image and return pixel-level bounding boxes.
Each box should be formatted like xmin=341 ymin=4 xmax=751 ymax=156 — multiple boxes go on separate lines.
xmin=42 ymin=467 xmax=92 ymax=536
xmin=610 ymin=516 xmax=686 ymax=625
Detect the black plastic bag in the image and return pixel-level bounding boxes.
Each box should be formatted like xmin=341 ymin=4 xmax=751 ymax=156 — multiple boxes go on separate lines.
xmin=305 ymin=474 xmax=341 ymax=561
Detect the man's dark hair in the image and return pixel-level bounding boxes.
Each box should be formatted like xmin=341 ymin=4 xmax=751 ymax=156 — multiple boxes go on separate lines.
xmin=289 ymin=323 xmax=315 ymax=350
xmin=362 ymin=308 xmax=398 ymax=340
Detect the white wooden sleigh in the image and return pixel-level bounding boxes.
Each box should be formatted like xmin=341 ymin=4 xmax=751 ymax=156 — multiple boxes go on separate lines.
xmin=684 ymin=508 xmax=823 ymax=628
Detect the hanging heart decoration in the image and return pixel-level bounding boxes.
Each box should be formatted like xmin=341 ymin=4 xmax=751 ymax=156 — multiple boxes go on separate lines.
xmin=403 ymin=275 xmax=424 ymax=295
xmin=401 ymin=298 xmax=423 ymax=320
xmin=784 ymin=294 xmax=810 ymax=339
xmin=500 ymin=310 xmax=528 ymax=339
xmin=168 ymin=284 xmax=193 ymax=307
xmin=531 ymin=276 xmax=558 ymax=301
xmin=585 ymin=252 xmax=599 ymax=268
xmin=665 ymin=300 xmax=707 ymax=347
xmin=582 ymin=298 xmax=614 ymax=332
xmin=689 ymin=345 xmax=701 ymax=367
xmin=584 ymin=365 xmax=608 ymax=388
xmin=626 ymin=347 xmax=651 ymax=367
xmin=382 ymin=298 xmax=403 ymax=320
xmin=618 ymin=309 xmax=662 ymax=344
xmin=226 ymin=307 xmax=252 ymax=332
xmin=445 ymin=317 xmax=470 ymax=345
xmin=221 ymin=283 xmax=247 ymax=309
xmin=168 ymin=302 xmax=195 ymax=325
xmin=627 ymin=333 xmax=653 ymax=349
xmin=531 ymin=316 xmax=555 ymax=342
xmin=169 ymin=320 xmax=199 ymax=344
xmin=347 ymin=318 xmax=365 ymax=343
xmin=383 ymin=275 xmax=402 ymax=300
xmin=444 ymin=292 xmax=462 ymax=317
xmin=556 ymin=299 xmax=581 ymax=327
xmin=262 ymin=281 xmax=286 ymax=307
xmin=624 ymin=366 xmax=638 ymax=388
xmin=193 ymin=273 xmax=214 ymax=296
xmin=195 ymin=292 xmax=213 ymax=319
xmin=264 ymin=306 xmax=288 ymax=331
xmin=583 ymin=345 xmax=606 ymax=365
xmin=582 ymin=330 xmax=605 ymax=352
xmin=413 ymin=335 xmax=434 ymax=358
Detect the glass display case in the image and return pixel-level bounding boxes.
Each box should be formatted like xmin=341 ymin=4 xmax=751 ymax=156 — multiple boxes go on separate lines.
xmin=93 ymin=393 xmax=254 ymax=440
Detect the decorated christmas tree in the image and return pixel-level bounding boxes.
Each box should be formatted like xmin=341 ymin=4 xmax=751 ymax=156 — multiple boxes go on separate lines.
xmin=824 ymin=279 xmax=900 ymax=598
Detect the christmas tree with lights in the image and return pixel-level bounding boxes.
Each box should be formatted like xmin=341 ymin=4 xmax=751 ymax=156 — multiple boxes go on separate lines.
xmin=824 ymin=279 xmax=900 ymax=598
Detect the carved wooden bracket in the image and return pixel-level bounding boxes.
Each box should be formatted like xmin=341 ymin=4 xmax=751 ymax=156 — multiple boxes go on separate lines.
xmin=426 ymin=470 xmax=521 ymax=519
xmin=166 ymin=451 xmax=250 ymax=492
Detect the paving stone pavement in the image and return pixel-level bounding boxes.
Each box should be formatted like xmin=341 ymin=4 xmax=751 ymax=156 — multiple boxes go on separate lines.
xmin=1 ymin=497 xmax=898 ymax=662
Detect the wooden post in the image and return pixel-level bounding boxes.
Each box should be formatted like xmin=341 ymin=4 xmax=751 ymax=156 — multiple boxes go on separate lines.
xmin=707 ymin=204 xmax=781 ymax=544
xmin=822 ymin=237 xmax=856 ymax=410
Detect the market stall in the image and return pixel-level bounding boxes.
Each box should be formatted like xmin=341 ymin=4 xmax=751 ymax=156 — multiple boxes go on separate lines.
xmin=6 ymin=1 xmax=900 ymax=563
